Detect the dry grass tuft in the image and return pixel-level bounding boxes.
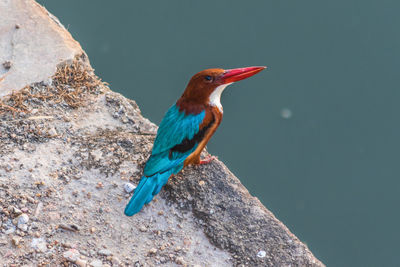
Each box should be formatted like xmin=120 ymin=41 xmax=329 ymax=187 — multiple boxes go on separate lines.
xmin=0 ymin=58 xmax=105 ymax=115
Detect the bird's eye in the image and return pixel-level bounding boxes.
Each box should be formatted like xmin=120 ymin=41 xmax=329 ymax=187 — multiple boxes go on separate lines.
xmin=205 ymin=75 xmax=212 ymax=81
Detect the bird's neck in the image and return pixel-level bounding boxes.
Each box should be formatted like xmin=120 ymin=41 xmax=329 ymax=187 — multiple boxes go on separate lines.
xmin=176 ymin=98 xmax=206 ymax=115
xmin=208 ymin=83 xmax=231 ymax=113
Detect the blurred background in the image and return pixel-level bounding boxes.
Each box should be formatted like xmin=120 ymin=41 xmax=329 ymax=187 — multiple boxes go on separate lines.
xmin=37 ymin=1 xmax=400 ymax=266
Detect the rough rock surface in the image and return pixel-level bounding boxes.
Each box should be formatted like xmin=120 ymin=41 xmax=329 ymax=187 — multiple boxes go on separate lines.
xmin=0 ymin=0 xmax=83 ymax=97
xmin=0 ymin=1 xmax=324 ymax=266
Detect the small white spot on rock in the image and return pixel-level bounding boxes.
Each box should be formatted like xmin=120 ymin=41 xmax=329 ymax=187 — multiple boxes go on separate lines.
xmin=17 ymin=213 xmax=29 ymax=225
xmin=90 ymin=259 xmax=103 ymax=267
xmin=124 ymin=182 xmax=136 ymax=193
xmin=257 ymin=250 xmax=266 ymax=258
xmin=63 ymin=248 xmax=80 ymax=262
xmin=91 ymin=148 xmax=103 ymax=161
xmin=18 ymin=224 xmax=28 ymax=231
xmin=280 ymin=108 xmax=292 ymax=119
xmin=31 ymin=237 xmax=47 ymax=253
xmin=48 ymin=127 xmax=57 ymax=136
xmin=43 ymin=78 xmax=53 ymax=86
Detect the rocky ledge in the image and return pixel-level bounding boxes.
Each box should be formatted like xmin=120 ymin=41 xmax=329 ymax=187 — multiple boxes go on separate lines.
xmin=0 ymin=0 xmax=324 ymax=266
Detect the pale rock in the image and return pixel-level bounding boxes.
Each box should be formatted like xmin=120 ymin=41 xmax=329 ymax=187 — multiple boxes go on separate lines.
xmin=0 ymin=0 xmax=83 ymax=96
xmin=63 ymin=249 xmax=80 ymax=262
xmin=11 ymin=236 xmax=21 ymax=246
xmin=17 ymin=214 xmax=29 ymax=225
xmin=123 ymin=182 xmax=136 ymax=193
xmin=31 ymin=238 xmax=47 ymax=253
xmin=90 ymin=259 xmax=103 ymax=267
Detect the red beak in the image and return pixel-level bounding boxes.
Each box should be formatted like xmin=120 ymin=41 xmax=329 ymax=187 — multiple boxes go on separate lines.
xmin=220 ymin=66 xmax=267 ymax=84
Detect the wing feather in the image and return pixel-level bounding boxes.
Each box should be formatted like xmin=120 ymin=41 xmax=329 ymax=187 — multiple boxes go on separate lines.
xmin=143 ymin=105 xmax=205 ymax=177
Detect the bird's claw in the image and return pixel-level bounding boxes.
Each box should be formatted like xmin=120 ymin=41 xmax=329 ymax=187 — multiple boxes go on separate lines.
xmin=199 ymin=155 xmax=218 ymax=165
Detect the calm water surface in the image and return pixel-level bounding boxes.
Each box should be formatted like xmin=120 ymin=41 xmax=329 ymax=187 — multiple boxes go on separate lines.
xmin=38 ymin=1 xmax=400 ymax=266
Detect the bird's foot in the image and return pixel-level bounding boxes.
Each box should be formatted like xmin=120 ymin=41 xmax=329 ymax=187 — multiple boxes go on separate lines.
xmin=199 ymin=155 xmax=218 ymax=165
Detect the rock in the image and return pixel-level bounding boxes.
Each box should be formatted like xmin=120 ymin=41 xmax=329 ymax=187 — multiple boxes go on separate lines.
xmin=4 ymin=227 xmax=15 ymax=235
xmin=11 ymin=236 xmax=21 ymax=246
xmin=0 ymin=1 xmax=323 ymax=266
xmin=0 ymin=0 xmax=83 ymax=97
xmin=90 ymin=259 xmax=103 ymax=267
xmin=17 ymin=214 xmax=29 ymax=225
xmin=9 ymin=206 xmax=22 ymax=215
xmin=257 ymin=250 xmax=266 ymax=258
xmin=148 ymin=248 xmax=157 ymax=255
xmin=59 ymin=223 xmax=80 ymax=232
xmin=48 ymin=127 xmax=58 ymax=136
xmin=98 ymin=249 xmax=112 ymax=256
xmin=14 ymin=208 xmax=22 ymax=215
xmin=3 ymin=219 xmax=16 ymax=234
xmin=62 ymin=241 xmax=73 ymax=248
xmin=3 ymin=61 xmax=12 ymax=70
xmin=96 ymin=182 xmax=104 ymax=189
xmin=123 ymin=182 xmax=136 ymax=193
xmin=63 ymin=249 xmax=80 ymax=262
xmin=31 ymin=238 xmax=47 ymax=253
xmin=17 ymin=224 xmax=28 ymax=232
xmin=175 ymin=256 xmax=186 ymax=265
xmin=75 ymin=258 xmax=88 ymax=267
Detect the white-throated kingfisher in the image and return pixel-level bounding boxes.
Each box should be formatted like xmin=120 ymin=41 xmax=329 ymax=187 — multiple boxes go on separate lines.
xmin=124 ymin=66 xmax=266 ymax=216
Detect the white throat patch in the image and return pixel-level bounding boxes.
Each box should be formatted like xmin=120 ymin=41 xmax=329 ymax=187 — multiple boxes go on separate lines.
xmin=209 ymin=83 xmax=232 ymax=112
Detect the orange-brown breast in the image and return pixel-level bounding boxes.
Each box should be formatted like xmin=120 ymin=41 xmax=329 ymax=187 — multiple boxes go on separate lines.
xmin=184 ymin=106 xmax=222 ymax=166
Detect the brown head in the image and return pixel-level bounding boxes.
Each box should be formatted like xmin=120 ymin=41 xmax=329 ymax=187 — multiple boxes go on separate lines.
xmin=177 ymin=66 xmax=266 ymax=114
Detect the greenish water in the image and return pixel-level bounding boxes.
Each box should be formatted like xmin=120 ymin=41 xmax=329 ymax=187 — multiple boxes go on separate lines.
xmin=38 ymin=1 xmax=400 ymax=266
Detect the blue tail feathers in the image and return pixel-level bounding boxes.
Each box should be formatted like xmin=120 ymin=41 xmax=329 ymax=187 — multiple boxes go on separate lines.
xmin=124 ymin=171 xmax=172 ymax=216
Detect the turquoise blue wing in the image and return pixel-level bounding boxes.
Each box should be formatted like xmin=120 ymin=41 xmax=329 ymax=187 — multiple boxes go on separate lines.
xmin=124 ymin=105 xmax=205 ymax=216
xmin=143 ymin=105 xmax=205 ymax=177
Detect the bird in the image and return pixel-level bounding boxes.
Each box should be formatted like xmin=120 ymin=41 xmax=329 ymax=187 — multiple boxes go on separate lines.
xmin=124 ymin=66 xmax=266 ymax=216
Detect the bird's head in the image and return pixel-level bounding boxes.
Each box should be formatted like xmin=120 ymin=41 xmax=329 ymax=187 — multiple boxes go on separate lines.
xmin=178 ymin=66 xmax=266 ymax=114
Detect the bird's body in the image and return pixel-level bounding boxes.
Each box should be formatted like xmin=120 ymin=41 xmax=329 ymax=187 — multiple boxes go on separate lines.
xmin=124 ymin=66 xmax=266 ymax=216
